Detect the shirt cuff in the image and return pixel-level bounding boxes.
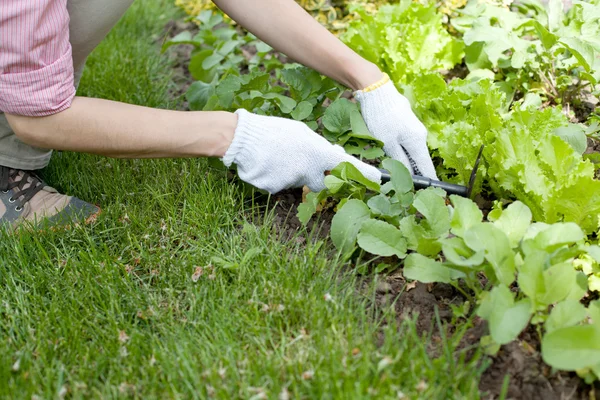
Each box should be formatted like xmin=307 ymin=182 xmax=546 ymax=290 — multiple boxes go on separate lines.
xmin=0 ymin=46 xmax=75 ymax=117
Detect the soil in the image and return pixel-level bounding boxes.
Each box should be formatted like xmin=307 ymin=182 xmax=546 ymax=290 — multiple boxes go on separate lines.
xmin=161 ymin=17 xmax=600 ymax=399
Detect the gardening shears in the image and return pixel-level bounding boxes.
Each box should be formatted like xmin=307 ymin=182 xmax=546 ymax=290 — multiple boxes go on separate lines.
xmin=379 ymin=145 xmax=484 ymax=198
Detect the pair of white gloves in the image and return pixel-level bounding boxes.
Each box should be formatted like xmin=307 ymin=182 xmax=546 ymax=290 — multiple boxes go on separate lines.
xmin=222 ymin=77 xmax=437 ymax=194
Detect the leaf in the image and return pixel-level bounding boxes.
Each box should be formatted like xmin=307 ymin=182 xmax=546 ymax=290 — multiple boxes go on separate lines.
xmin=186 ymin=77 xmax=217 ymax=111
xmin=559 ymin=37 xmax=595 ymax=72
xmin=350 ymin=110 xmax=373 ymax=137
xmin=330 ymin=162 xmax=380 ymax=192
xmin=540 ymin=262 xmax=579 ymax=306
xmin=322 ymin=99 xmax=356 ymax=134
xmin=441 ymin=237 xmax=485 ymax=267
xmin=554 ymin=124 xmax=587 ymax=155
xmin=324 ymin=175 xmax=346 ymax=194
xmin=542 ymin=325 xmax=600 ymax=370
xmin=162 ymin=31 xmax=199 ymax=52
xmin=545 ymin=300 xmax=587 ymax=334
xmin=357 ymin=219 xmax=407 ymax=258
xmin=189 ymin=49 xmax=219 ymax=82
xmin=367 ymin=194 xmax=403 ymax=218
xmin=262 ymin=93 xmax=297 ymax=114
xmin=412 ymin=188 xmax=451 ymax=237
xmin=202 ymin=53 xmax=225 ymax=70
xmin=449 ymin=195 xmax=483 ymax=237
xmin=330 ymin=200 xmax=371 ymax=255
xmin=464 ymin=224 xmax=516 ymax=286
xmin=215 ymin=75 xmax=241 ymax=108
xmin=403 ymin=254 xmax=463 ymax=284
xmin=291 ymin=101 xmax=314 ymax=121
xmin=493 ymin=201 xmax=532 ymax=248
xmin=297 ymin=191 xmax=323 ymax=225
xmin=382 ymin=158 xmax=413 ymax=195
xmin=477 ymin=285 xmax=532 ymax=345
xmin=532 ymin=222 xmax=585 ymax=251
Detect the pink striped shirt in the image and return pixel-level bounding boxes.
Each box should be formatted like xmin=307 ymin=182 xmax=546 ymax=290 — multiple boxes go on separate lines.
xmin=0 ymin=0 xmax=75 ymax=116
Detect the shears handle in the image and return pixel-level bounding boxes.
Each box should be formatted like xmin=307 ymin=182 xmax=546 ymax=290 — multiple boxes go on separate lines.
xmin=379 ymin=171 xmax=469 ymax=197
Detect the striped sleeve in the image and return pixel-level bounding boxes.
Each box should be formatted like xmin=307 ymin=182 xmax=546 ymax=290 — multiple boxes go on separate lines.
xmin=0 ymin=0 xmax=75 ymax=117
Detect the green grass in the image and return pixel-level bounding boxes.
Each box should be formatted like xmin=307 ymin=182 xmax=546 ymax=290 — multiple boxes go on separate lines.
xmin=0 ymin=0 xmax=485 ymax=398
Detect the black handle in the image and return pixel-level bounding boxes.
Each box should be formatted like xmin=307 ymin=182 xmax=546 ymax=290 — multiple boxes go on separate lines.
xmin=379 ymin=170 xmax=469 ymax=197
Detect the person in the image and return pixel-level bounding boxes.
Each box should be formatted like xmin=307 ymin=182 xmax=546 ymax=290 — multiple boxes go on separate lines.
xmin=0 ymin=0 xmax=437 ymax=229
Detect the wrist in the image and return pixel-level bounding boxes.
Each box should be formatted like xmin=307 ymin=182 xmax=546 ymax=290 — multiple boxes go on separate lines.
xmin=343 ymin=59 xmax=384 ymax=92
xmin=214 ymin=111 xmax=238 ymax=158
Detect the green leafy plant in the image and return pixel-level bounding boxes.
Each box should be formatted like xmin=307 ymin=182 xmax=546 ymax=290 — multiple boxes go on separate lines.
xmin=300 ymin=162 xmax=600 ymax=382
xmin=405 ymin=73 xmax=600 ymax=233
xmin=188 ymin=66 xmax=384 ymax=157
xmin=342 ymin=1 xmax=464 ymax=84
xmin=452 ymin=0 xmax=600 ymax=104
xmin=163 ymin=10 xmax=282 ymax=83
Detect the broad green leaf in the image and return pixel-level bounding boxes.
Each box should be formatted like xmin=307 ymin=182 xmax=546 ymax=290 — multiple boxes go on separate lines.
xmin=517 ymin=250 xmax=545 ymax=301
xmin=217 ymin=39 xmax=241 ymax=56
xmin=367 ymin=194 xmax=403 ymax=218
xmin=542 ymin=325 xmax=600 ymax=370
xmin=493 ymin=201 xmax=532 ymax=248
xmin=322 ymin=99 xmax=356 ymax=134
xmin=382 ymin=158 xmax=413 ymax=195
xmin=540 ymin=262 xmax=579 ymax=305
xmin=545 ymin=300 xmax=587 ymax=334
xmin=403 ymin=253 xmax=463 ymax=283
xmin=324 ymin=175 xmax=345 ymax=194
xmin=215 ymin=75 xmax=241 ymax=108
xmin=290 ymin=101 xmax=313 ymax=121
xmin=297 ymin=191 xmax=322 ymax=225
xmin=189 ymin=49 xmax=219 ymax=82
xmin=441 ymin=237 xmax=485 ymax=267
xmin=464 ymin=224 xmax=515 ymax=286
xmin=186 ymin=79 xmax=216 ymax=111
xmin=554 ymin=124 xmax=587 ymax=155
xmin=330 ymin=162 xmax=380 ymax=192
xmin=533 ymin=222 xmax=584 ymax=251
xmin=359 ymin=146 xmax=385 ymax=160
xmin=400 ymin=216 xmax=443 ymax=256
xmin=477 ymin=285 xmax=531 ymax=345
xmin=357 ymin=219 xmax=407 ymax=258
xmin=330 ymin=200 xmax=371 ymax=255
xmin=162 ymin=31 xmax=199 ymax=52
xmin=262 ymin=93 xmax=297 ymax=114
xmin=559 ymin=37 xmax=595 ymax=71
xmin=350 ymin=110 xmax=373 ymax=137
xmin=202 ymin=53 xmax=225 ymax=70
xmin=412 ymin=188 xmax=451 ymax=237
xmin=449 ymin=195 xmax=483 ymax=237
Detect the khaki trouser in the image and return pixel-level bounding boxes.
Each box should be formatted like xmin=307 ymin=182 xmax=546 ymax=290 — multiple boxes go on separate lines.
xmin=0 ymin=0 xmax=135 ymax=170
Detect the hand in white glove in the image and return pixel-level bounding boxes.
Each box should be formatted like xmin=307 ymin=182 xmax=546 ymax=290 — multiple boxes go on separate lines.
xmin=222 ymin=109 xmax=381 ymax=194
xmin=355 ymin=74 xmax=438 ymax=180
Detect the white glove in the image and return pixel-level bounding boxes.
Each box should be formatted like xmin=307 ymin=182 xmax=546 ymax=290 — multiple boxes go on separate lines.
xmin=222 ymin=109 xmax=382 ymax=194
xmin=355 ymin=76 xmax=438 ymax=180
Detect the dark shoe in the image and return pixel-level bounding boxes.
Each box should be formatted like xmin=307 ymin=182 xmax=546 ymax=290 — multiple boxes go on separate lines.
xmin=0 ymin=166 xmax=100 ymax=229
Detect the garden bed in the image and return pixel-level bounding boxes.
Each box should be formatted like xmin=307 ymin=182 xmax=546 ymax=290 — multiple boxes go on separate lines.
xmin=163 ymin=1 xmax=600 ymax=397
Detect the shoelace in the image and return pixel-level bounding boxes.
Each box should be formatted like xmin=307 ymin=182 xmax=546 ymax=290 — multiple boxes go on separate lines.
xmin=0 ymin=166 xmax=46 ymax=212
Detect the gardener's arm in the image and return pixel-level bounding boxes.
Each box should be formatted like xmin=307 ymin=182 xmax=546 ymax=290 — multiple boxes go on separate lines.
xmin=6 ymin=99 xmax=237 ymax=158
xmin=211 ymin=0 xmax=382 ymax=91
xmin=212 ymin=0 xmax=439 ymax=179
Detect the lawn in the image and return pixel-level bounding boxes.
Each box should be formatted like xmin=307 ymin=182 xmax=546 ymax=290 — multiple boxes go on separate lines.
xmin=0 ymin=1 xmax=486 ymax=398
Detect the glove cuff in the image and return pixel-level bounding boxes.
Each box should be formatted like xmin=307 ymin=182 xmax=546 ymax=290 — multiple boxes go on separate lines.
xmin=354 ymin=78 xmax=402 ymax=104
xmin=222 ymin=109 xmax=260 ymax=168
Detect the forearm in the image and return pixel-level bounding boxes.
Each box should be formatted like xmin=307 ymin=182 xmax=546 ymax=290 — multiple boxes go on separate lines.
xmin=212 ymin=0 xmax=382 ymax=91
xmin=6 ymin=97 xmax=237 ymax=159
